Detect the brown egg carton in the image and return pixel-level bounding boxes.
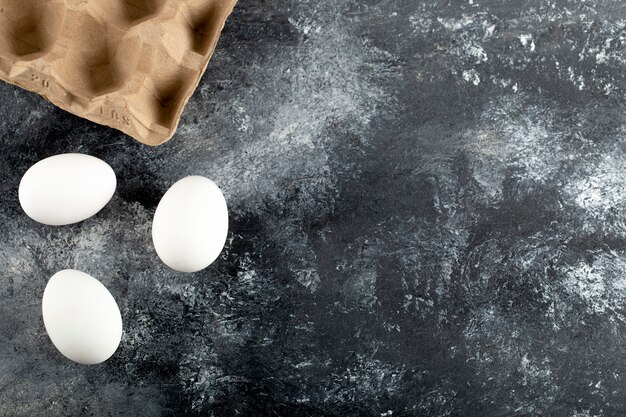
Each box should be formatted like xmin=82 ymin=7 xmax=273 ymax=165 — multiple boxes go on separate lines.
xmin=0 ymin=0 xmax=237 ymax=145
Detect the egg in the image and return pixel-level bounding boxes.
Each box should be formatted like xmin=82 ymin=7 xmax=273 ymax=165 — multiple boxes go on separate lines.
xmin=19 ymin=153 xmax=116 ymax=225
xmin=42 ymin=269 xmax=123 ymax=365
xmin=152 ymin=176 xmax=228 ymax=273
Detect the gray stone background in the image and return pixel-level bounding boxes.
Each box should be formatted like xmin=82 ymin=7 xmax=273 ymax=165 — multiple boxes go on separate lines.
xmin=1 ymin=0 xmax=626 ymax=415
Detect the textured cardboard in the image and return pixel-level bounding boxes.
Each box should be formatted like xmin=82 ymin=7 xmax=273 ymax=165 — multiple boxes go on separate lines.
xmin=0 ymin=0 xmax=237 ymax=145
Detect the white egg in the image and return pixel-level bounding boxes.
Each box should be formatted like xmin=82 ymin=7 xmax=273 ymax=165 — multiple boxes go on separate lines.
xmin=42 ymin=269 xmax=123 ymax=365
xmin=19 ymin=153 xmax=116 ymax=225
xmin=152 ymin=176 xmax=228 ymax=273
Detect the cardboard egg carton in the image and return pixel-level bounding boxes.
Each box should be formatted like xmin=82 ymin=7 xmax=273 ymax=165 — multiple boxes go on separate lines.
xmin=0 ymin=0 xmax=237 ymax=145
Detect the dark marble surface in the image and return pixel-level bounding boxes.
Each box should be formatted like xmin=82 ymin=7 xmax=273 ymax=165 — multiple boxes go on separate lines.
xmin=1 ymin=0 xmax=626 ymax=415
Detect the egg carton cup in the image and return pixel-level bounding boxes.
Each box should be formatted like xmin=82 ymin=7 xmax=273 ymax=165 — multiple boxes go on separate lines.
xmin=0 ymin=0 xmax=237 ymax=145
